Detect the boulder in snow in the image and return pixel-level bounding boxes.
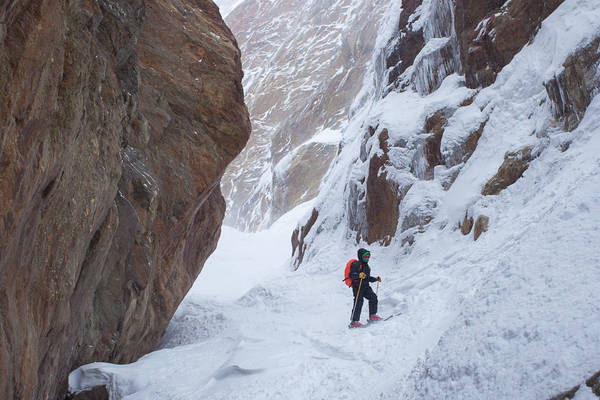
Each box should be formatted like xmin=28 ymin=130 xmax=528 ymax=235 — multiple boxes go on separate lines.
xmin=481 ymin=146 xmax=536 ymax=196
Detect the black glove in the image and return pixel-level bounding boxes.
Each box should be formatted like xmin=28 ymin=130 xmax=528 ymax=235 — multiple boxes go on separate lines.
xmin=376 ymin=276 xmax=382 ymax=282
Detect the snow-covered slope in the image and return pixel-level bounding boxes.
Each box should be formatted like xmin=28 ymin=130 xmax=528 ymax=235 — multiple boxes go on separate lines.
xmin=290 ymin=0 xmax=600 ymax=396
xmin=69 ymin=105 xmax=600 ymax=397
xmin=69 ymin=0 xmax=600 ymax=398
xmin=292 ymin=0 xmax=600 ymax=260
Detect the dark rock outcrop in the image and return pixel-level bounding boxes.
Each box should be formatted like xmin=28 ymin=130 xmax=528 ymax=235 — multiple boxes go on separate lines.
xmin=421 ymin=109 xmax=450 ymax=178
xmin=385 ymin=0 xmax=425 ymax=89
xmin=291 ymin=208 xmax=319 ymax=270
xmin=544 ymin=37 xmax=600 ymax=131
xmin=548 ymin=369 xmax=600 ymax=400
xmin=460 ymin=213 xmax=474 ymax=235
xmin=385 ymin=0 xmax=460 ymax=95
xmin=67 ymin=385 xmax=109 ymax=400
xmin=482 ymin=147 xmax=535 ymax=195
xmin=549 ymin=385 xmax=581 ymax=400
xmin=473 ymin=215 xmax=489 ymax=241
xmin=588 ymin=370 xmax=600 ymax=397
xmin=0 ymin=0 xmax=250 ymax=399
xmin=443 ymin=119 xmax=488 ymax=168
xmin=365 ymin=129 xmax=401 ymax=245
xmin=344 ymin=127 xmax=414 ymax=246
xmin=459 ymin=213 xmax=488 ymax=240
xmin=455 ymin=0 xmax=565 ymax=88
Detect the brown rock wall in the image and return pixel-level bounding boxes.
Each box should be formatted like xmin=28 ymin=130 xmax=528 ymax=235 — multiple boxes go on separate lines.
xmin=385 ymin=0 xmax=425 ymax=88
xmin=0 ymin=0 xmax=250 ymax=399
xmin=442 ymin=118 xmax=488 ymax=169
xmin=385 ymin=0 xmax=460 ymax=95
xmin=455 ymin=0 xmax=565 ymax=88
xmin=482 ymin=147 xmax=534 ymax=196
xmin=364 ymin=129 xmax=406 ymax=245
xmin=473 ymin=215 xmax=489 ymax=241
xmin=420 ymin=109 xmax=450 ymax=179
xmin=544 ymin=37 xmax=600 ymax=131
xmin=460 ymin=214 xmax=474 ymax=235
xmin=291 ymin=208 xmax=319 ymax=270
xmin=548 ymin=369 xmax=600 ymax=400
xmin=587 ymin=370 xmax=600 ymax=397
xmin=365 ymin=130 xmax=400 ymax=245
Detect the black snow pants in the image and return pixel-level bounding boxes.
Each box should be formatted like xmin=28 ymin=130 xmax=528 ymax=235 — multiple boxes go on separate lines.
xmin=351 ymin=283 xmax=377 ymax=321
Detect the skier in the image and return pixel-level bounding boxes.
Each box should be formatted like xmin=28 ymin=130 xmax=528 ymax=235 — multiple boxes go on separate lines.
xmin=349 ymin=248 xmax=382 ymax=328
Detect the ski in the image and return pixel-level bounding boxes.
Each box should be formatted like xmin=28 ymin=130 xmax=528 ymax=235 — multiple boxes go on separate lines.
xmin=379 ymin=312 xmax=402 ymax=322
xmin=348 ymin=313 xmax=401 ymax=328
xmin=388 ymin=312 xmax=403 ymax=320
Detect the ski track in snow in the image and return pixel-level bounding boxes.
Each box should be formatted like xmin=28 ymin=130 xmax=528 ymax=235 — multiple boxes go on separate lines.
xmin=69 ymin=0 xmax=600 ymax=398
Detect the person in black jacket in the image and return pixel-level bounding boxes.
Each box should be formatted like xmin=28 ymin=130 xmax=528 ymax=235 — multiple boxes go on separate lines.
xmin=349 ymin=248 xmax=382 ymax=328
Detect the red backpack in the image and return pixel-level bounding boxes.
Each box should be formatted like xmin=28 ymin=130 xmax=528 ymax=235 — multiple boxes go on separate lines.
xmin=343 ymin=259 xmax=361 ymax=287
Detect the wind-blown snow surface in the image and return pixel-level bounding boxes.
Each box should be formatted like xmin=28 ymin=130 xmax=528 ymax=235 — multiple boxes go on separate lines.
xmin=69 ymin=115 xmax=600 ymax=397
xmin=71 ymin=120 xmax=600 ymax=399
xmin=70 ymin=118 xmax=600 ymax=400
xmin=69 ymin=0 xmax=600 ymax=398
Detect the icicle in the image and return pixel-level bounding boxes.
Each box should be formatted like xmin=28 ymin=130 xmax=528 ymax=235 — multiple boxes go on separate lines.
xmin=410 ymin=0 xmax=461 ymax=95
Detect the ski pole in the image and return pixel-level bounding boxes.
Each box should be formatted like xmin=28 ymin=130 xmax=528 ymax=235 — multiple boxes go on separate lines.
xmin=376 ymin=281 xmax=379 ymax=295
xmin=350 ymin=278 xmax=363 ymax=323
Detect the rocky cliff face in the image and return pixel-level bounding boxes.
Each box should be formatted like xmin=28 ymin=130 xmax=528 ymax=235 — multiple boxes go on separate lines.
xmin=0 ymin=0 xmax=250 ymax=399
xmin=544 ymin=37 xmax=600 ymax=131
xmin=455 ymin=0 xmax=565 ymax=88
xmin=292 ymin=0 xmax=598 ymax=265
xmin=221 ymin=0 xmax=388 ymax=231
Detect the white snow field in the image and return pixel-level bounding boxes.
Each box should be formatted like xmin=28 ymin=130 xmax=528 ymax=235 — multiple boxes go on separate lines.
xmin=69 ymin=106 xmax=600 ymax=398
xmin=69 ymin=0 xmax=600 ymax=398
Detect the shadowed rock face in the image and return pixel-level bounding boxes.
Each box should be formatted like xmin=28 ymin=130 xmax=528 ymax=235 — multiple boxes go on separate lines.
xmin=384 ymin=0 xmax=461 ymax=96
xmin=549 ymin=369 xmax=600 ymax=400
xmin=0 ymin=0 xmax=250 ymax=399
xmin=482 ymin=147 xmax=535 ymax=196
xmin=293 ymin=0 xmax=575 ymax=250
xmin=291 ymin=207 xmax=319 ymax=270
xmin=365 ymin=129 xmax=401 ymax=245
xmin=455 ymin=0 xmax=565 ymax=88
xmin=544 ymin=37 xmax=600 ymax=131
xmin=385 ymin=0 xmax=425 ymax=88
